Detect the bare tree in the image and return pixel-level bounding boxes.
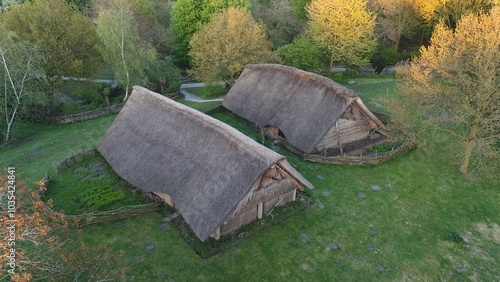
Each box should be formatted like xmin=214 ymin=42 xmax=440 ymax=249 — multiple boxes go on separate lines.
xmin=0 ymin=24 xmax=46 ymax=144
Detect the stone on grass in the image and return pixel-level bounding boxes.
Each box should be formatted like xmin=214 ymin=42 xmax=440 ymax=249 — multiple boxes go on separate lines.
xmin=370 ymin=229 xmax=377 ymax=236
xmin=371 ymin=185 xmax=381 ymax=191
xmin=317 ymin=175 xmax=324 ymax=180
xmin=300 ymin=233 xmax=308 ymax=243
xmin=331 ymin=242 xmax=340 ymax=250
xmin=358 ymin=193 xmax=366 ymax=199
xmin=367 ymin=244 xmax=375 ymax=249
xmin=145 ymin=244 xmax=155 ymax=252
xmin=318 ymin=202 xmax=325 ymax=209
xmin=377 ymin=265 xmax=384 ymax=272
xmin=360 ymin=255 xmax=368 ymax=261
xmin=322 ymin=191 xmax=330 ymax=197
xmin=162 ymin=213 xmax=179 ymax=222
xmin=134 ymin=256 xmax=144 ymax=262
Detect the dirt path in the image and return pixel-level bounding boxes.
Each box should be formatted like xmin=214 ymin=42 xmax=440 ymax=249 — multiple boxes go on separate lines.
xmin=180 ymin=83 xmax=225 ymax=102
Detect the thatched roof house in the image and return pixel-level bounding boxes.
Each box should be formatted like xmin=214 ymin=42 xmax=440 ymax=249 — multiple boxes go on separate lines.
xmin=98 ymin=86 xmax=313 ymax=241
xmin=222 ymin=64 xmax=385 ymax=155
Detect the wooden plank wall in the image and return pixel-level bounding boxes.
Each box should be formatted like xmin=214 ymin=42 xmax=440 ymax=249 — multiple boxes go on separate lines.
xmin=315 ymin=105 xmax=372 ymax=151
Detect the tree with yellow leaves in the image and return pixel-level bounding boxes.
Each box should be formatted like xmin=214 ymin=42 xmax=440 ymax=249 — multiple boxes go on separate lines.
xmin=306 ymin=0 xmax=377 ymax=70
xmin=370 ymin=0 xmax=420 ymax=51
xmin=188 ymin=7 xmax=277 ymax=85
xmin=394 ymin=7 xmax=500 ymax=177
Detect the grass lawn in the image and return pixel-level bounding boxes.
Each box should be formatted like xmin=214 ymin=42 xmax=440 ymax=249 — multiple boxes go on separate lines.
xmin=1 ymin=78 xmax=499 ymax=281
xmin=184 ymin=85 xmax=227 ymax=99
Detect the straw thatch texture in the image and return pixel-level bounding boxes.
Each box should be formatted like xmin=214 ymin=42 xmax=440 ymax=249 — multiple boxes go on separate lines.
xmin=223 ymin=64 xmax=384 ymax=154
xmin=98 ymin=86 xmax=310 ymax=241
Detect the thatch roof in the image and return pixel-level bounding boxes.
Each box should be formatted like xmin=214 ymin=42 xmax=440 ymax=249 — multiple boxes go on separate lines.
xmin=98 ymin=86 xmax=311 ymax=241
xmin=222 ymin=64 xmax=384 ymax=154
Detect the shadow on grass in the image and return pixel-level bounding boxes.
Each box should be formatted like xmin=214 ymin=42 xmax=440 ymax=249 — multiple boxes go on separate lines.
xmin=171 ymin=191 xmax=314 ymax=258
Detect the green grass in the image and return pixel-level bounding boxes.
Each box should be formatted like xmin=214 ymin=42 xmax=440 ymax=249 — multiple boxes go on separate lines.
xmin=1 ymin=78 xmax=499 ymax=281
xmin=45 ymin=155 xmax=151 ymax=214
xmin=184 ymin=85 xmax=227 ymax=99
xmin=338 ymin=78 xmax=398 ymax=114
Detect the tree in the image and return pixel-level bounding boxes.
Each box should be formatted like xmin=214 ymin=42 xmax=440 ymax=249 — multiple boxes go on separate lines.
xmin=276 ymin=36 xmax=327 ymax=71
xmin=394 ymin=7 xmax=500 ymax=177
xmin=306 ymin=0 xmax=378 ymax=70
xmin=0 ymin=173 xmax=129 ymax=281
xmin=370 ymin=0 xmax=420 ymax=51
xmin=188 ymin=7 xmax=277 ymax=85
xmin=250 ymin=0 xmax=305 ymax=48
xmin=94 ymin=0 xmax=157 ymax=101
xmin=0 ymin=24 xmax=46 ymax=144
xmin=170 ymin=0 xmax=250 ymax=67
xmin=2 ymin=0 xmax=102 ymax=88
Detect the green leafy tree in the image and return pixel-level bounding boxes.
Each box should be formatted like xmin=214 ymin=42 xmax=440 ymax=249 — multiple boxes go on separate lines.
xmin=2 ymin=0 xmax=102 ymax=87
xmin=170 ymin=0 xmax=250 ymax=67
xmin=306 ymin=0 xmax=378 ymax=70
xmin=94 ymin=0 xmax=158 ymax=101
xmin=0 ymin=24 xmax=46 ymax=144
xmin=188 ymin=7 xmax=277 ymax=85
xmin=394 ymin=7 xmax=500 ymax=177
xmin=276 ymin=36 xmax=327 ymax=71
xmin=250 ymin=0 xmax=305 ymax=47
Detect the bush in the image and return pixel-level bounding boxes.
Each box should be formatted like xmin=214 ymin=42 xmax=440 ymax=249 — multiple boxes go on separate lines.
xmin=370 ymin=46 xmax=399 ymax=74
xmin=277 ymin=36 xmax=328 ymax=72
xmin=146 ymin=57 xmax=183 ymax=94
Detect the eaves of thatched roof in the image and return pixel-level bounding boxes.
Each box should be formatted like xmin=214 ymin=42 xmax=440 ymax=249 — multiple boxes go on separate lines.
xmin=222 ymin=64 xmax=384 ymax=154
xmin=98 ymin=86 xmax=310 ymax=241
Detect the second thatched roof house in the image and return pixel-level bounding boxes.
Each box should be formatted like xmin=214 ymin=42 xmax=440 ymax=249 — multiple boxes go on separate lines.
xmin=98 ymin=86 xmax=313 ymax=242
xmin=223 ymin=64 xmax=386 ymax=155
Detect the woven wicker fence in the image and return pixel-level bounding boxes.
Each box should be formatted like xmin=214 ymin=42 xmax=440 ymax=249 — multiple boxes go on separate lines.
xmin=51 ymin=104 xmax=123 ymax=124
xmin=56 ymin=148 xmax=99 ymax=173
xmin=36 ymin=172 xmax=159 ymax=227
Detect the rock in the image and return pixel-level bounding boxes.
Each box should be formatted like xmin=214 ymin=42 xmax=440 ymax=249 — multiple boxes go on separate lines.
xmin=368 ymin=244 xmax=375 ymax=249
xmin=145 ymin=244 xmax=155 ymax=252
xmin=358 ymin=193 xmax=366 ymax=199
xmin=348 ymin=80 xmax=356 ymax=85
xmin=162 ymin=213 xmax=179 ymax=222
xmin=331 ymin=242 xmax=340 ymax=250
xmin=360 ymin=255 xmax=368 ymax=261
xmin=322 ymin=191 xmax=330 ymax=197
xmin=370 ymin=229 xmax=377 ymax=236
xmin=317 ymin=175 xmax=324 ymax=180
xmin=300 ymin=233 xmax=308 ymax=243
xmin=134 ymin=256 xmax=144 ymax=262
xmin=377 ymin=265 xmax=384 ymax=272
xmin=371 ymin=185 xmax=381 ymax=191
xmin=346 ymin=253 xmax=354 ymax=259
xmin=318 ymin=202 xmax=325 ymax=209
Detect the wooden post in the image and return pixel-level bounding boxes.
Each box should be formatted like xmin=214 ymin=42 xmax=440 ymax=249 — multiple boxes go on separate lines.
xmin=257 ymin=202 xmax=263 ymax=219
xmin=214 ymin=227 xmax=221 ymax=240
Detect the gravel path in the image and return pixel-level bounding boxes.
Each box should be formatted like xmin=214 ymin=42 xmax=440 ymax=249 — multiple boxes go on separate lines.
xmin=180 ymin=82 xmax=225 ymax=102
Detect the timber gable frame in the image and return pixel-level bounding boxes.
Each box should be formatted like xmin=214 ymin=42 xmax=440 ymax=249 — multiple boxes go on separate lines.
xmin=223 ymin=64 xmax=386 ymax=155
xmin=98 ymin=86 xmax=313 ymax=241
